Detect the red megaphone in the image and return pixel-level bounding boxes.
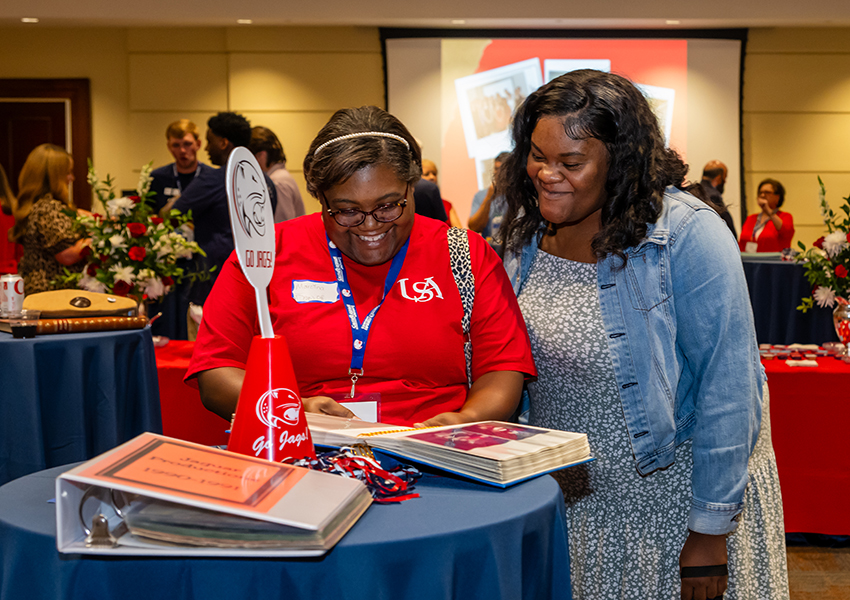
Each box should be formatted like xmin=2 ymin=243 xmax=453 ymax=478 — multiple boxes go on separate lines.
xmin=227 ymin=335 xmax=316 ymax=462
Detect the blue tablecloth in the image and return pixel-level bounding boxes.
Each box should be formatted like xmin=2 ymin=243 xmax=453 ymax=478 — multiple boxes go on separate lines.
xmin=741 ymin=258 xmax=836 ymax=345
xmin=0 ymin=329 xmax=162 ymax=486
xmin=0 ymin=464 xmax=572 ymax=600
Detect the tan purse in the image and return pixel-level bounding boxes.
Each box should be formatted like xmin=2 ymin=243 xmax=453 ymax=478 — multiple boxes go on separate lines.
xmin=23 ymin=290 xmax=137 ymax=318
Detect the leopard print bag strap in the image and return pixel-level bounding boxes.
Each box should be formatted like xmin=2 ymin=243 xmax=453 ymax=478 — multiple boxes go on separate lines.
xmin=447 ymin=227 xmax=475 ymax=388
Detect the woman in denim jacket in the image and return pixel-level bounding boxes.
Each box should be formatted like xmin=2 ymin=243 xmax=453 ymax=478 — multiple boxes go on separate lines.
xmin=501 ymin=70 xmax=788 ymax=600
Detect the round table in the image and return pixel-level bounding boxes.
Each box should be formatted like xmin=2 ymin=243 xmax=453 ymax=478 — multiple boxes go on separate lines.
xmin=0 ymin=464 xmax=572 ymax=600
xmin=0 ymin=328 xmax=162 ymax=486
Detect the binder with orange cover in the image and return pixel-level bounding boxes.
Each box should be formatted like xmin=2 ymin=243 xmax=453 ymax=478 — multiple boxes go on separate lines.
xmin=56 ymin=432 xmax=371 ymax=557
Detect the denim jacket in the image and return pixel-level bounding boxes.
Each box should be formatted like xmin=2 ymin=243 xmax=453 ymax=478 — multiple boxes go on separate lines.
xmin=504 ymin=187 xmax=764 ymax=535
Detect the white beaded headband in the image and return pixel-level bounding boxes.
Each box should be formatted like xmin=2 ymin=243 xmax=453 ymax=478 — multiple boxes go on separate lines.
xmin=313 ymin=131 xmax=410 ymax=156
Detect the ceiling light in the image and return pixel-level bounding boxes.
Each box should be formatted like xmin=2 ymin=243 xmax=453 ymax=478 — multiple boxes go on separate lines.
xmin=666 ymin=20 xmax=680 ymax=25
xmin=451 ymin=20 xmax=466 ymax=25
xmin=21 ymin=17 xmax=39 ymax=23
xmin=236 ymin=19 xmax=253 ymax=25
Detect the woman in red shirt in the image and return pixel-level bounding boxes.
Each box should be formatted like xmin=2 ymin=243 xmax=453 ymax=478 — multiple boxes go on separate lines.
xmin=739 ymin=178 xmax=795 ymax=252
xmin=188 ymin=107 xmax=536 ymax=427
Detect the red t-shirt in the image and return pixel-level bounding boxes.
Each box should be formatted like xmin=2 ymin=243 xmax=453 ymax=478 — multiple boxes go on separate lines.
xmin=187 ymin=213 xmax=536 ymax=426
xmin=738 ymin=211 xmax=795 ymax=252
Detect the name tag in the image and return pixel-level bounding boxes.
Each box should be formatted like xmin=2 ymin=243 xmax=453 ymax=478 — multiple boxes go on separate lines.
xmin=745 ymin=241 xmax=758 ymax=253
xmin=164 ymin=187 xmax=179 ymax=198
xmin=292 ymin=280 xmax=339 ymax=304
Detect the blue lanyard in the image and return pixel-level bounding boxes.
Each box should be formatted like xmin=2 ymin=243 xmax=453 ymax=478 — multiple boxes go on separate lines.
xmin=327 ymin=235 xmax=409 ymax=396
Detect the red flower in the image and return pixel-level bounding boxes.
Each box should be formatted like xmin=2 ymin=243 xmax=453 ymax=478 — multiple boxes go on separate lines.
xmin=128 ymin=246 xmax=147 ymax=261
xmin=836 ymin=265 xmax=848 ymax=278
xmin=80 ymin=245 xmax=92 ymax=259
xmin=161 ymin=276 xmax=174 ymax=286
xmin=113 ymin=280 xmax=131 ymax=296
xmin=92 ymin=213 xmax=103 ymax=222
xmin=127 ymin=222 xmax=147 ymax=237
xmin=813 ymin=237 xmax=825 ymax=249
xmin=846 ymin=232 xmax=850 ymax=243
xmin=86 ymin=263 xmax=98 ymax=276
xmin=98 ymin=254 xmax=109 ymax=263
xmin=128 ymin=195 xmax=141 ymax=204
xmin=150 ymin=216 xmax=164 ymax=226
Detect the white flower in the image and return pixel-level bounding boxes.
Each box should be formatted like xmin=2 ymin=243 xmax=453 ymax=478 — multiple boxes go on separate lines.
xmin=106 ymin=197 xmax=135 ymax=218
xmin=822 ymin=231 xmax=848 ymax=258
xmin=110 ymin=265 xmax=136 ymax=284
xmin=80 ymin=274 xmax=107 ymax=293
xmin=142 ymin=276 xmax=166 ymax=300
xmin=109 ymin=234 xmax=127 ymax=249
xmin=96 ymin=240 xmax=106 ymax=249
xmin=814 ymin=286 xmax=837 ymax=308
xmin=136 ymin=162 xmax=153 ymax=197
xmin=137 ymin=268 xmax=155 ymax=281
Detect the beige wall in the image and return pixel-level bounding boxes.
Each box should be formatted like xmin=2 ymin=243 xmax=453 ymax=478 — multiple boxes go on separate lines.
xmin=0 ymin=26 xmax=384 ymax=214
xmin=744 ymin=28 xmax=850 ymax=248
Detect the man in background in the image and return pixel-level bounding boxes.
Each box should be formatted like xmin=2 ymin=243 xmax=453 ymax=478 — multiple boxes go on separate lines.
xmin=248 ymin=126 xmax=305 ymax=223
xmin=699 ymin=159 xmax=737 ymax=239
xmin=149 ymin=120 xmax=214 ymax=213
xmin=165 ymin=112 xmax=276 ymax=338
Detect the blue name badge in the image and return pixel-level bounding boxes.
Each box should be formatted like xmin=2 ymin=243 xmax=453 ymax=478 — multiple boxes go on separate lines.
xmin=291 ymin=280 xmax=340 ymax=304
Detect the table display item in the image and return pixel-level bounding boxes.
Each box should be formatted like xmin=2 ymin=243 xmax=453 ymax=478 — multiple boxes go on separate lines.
xmin=0 ymin=274 xmax=23 ymax=316
xmin=227 ymin=335 xmax=316 ymax=462
xmin=9 ymin=309 xmax=39 ymax=338
xmin=307 ymin=413 xmax=592 ymax=487
xmin=22 ymin=289 xmax=136 ymax=318
xmin=833 ymin=302 xmax=850 ymax=351
xmin=0 ymin=315 xmax=147 ymax=335
xmin=56 ymin=432 xmax=371 ymax=556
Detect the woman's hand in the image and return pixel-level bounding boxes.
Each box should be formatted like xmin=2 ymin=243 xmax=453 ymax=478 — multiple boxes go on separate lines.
xmin=302 ymin=395 xmax=356 ymax=419
xmin=417 ymin=370 xmax=524 ymax=428
xmin=54 ymin=237 xmax=91 ymax=266
xmin=679 ymin=531 xmax=728 ymax=600
xmin=417 ymin=411 xmax=479 ymax=428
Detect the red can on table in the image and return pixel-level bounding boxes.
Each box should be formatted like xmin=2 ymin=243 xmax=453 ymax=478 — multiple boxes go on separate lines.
xmin=1 ymin=274 xmax=24 ymax=316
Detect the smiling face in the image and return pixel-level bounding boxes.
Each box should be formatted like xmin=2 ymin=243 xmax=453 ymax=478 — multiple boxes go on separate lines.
xmin=527 ymin=116 xmax=609 ymax=230
xmin=321 ymin=163 xmax=415 ymax=266
xmin=168 ymin=133 xmax=201 ymax=172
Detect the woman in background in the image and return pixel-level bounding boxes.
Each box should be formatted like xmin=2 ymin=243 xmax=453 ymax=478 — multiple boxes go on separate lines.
xmin=11 ymin=144 xmax=89 ymax=294
xmin=739 ymin=178 xmax=794 ymax=252
xmin=502 ymin=70 xmax=788 ymax=600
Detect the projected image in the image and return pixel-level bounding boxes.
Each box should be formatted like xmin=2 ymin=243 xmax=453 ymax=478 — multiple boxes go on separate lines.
xmin=544 ymin=58 xmax=611 ymax=81
xmin=635 ymin=83 xmax=676 ymax=145
xmin=455 ymin=58 xmax=542 ymax=160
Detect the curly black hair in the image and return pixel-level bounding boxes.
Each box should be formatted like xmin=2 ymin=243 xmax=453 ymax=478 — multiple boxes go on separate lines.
xmin=500 ymin=70 xmax=688 ymax=262
xmin=302 ymin=106 xmax=421 ymax=200
xmin=207 ymin=112 xmax=252 ymax=148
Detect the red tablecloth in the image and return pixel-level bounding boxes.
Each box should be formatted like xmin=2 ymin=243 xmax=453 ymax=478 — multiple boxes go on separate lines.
xmin=154 ymin=340 xmax=229 ymax=447
xmin=764 ymin=357 xmax=850 ymax=534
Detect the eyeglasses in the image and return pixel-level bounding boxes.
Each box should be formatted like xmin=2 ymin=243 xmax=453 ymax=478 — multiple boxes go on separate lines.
xmin=325 ymin=197 xmax=408 ymax=227
xmin=757 ymin=189 xmax=778 ymax=197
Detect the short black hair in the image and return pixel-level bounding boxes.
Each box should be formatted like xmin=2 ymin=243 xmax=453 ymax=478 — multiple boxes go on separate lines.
xmin=208 ymin=112 xmax=252 ymax=148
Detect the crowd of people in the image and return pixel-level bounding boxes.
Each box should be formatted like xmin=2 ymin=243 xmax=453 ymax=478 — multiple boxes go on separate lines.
xmin=3 ymin=69 xmax=794 ymax=599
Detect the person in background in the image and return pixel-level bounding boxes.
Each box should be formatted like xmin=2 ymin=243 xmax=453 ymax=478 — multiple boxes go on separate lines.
xmin=739 ymin=178 xmax=794 ymax=253
xmin=0 ymin=164 xmax=13 ymax=215
xmin=149 ymin=119 xmax=214 ymax=214
xmin=188 ymin=106 xmax=535 ymax=427
xmin=412 ymin=177 xmax=448 ymax=221
xmin=468 ymin=151 xmax=510 ymax=242
xmin=700 ymin=160 xmax=737 ymax=240
xmin=248 ymin=126 xmax=305 ymax=223
xmin=502 ymin=70 xmax=789 ymax=600
xmin=162 ymin=112 xmax=277 ymax=339
xmin=11 ymin=144 xmax=90 ymax=294
xmin=421 ymin=158 xmax=462 ymax=228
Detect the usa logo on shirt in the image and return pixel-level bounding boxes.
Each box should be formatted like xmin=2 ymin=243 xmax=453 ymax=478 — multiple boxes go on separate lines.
xmin=397 ymin=277 xmax=443 ymax=303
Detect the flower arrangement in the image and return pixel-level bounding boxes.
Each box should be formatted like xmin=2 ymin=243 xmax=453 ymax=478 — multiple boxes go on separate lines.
xmin=796 ymin=177 xmax=850 ymax=312
xmin=56 ymin=161 xmax=205 ymax=305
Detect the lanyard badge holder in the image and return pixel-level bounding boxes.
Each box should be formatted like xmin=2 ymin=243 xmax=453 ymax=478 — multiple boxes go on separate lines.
xmin=327 ymin=235 xmax=409 ymax=402
xmin=225 ymin=147 xmax=315 ymax=462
